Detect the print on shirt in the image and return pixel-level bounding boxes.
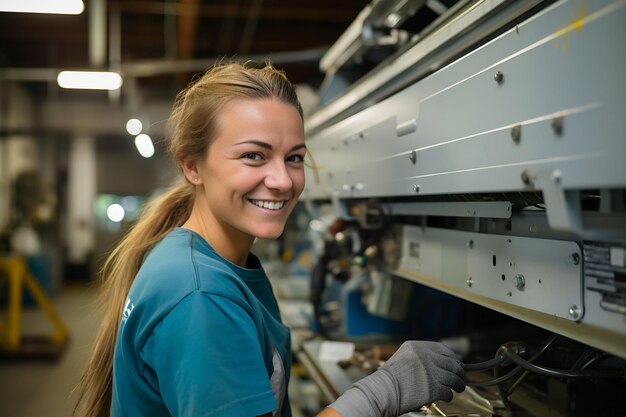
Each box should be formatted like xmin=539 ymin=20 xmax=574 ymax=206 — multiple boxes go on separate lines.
xmin=270 ymin=347 xmax=286 ymax=417
xmin=122 ymin=297 xmax=135 ymax=323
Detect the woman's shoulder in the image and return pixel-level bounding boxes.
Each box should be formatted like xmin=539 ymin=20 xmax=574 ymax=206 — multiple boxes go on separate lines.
xmin=136 ymin=228 xmax=253 ymax=300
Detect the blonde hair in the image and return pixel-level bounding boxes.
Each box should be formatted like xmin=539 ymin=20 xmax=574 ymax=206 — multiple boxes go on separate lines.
xmin=74 ymin=61 xmax=302 ymax=417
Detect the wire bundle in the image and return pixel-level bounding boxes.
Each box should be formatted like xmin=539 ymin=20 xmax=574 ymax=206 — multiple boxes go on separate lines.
xmin=463 ymin=334 xmax=625 ymax=393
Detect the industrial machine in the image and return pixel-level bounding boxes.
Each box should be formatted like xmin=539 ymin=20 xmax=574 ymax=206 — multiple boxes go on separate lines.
xmin=299 ymin=0 xmax=626 ymax=415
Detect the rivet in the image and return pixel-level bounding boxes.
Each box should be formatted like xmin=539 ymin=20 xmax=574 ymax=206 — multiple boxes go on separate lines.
xmin=551 ymin=115 xmax=564 ymax=136
xmin=511 ymin=124 xmax=521 ymax=144
xmin=494 ymin=71 xmax=504 ymax=84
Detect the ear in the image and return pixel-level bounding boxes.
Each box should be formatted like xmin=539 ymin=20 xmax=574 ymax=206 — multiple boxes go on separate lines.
xmin=180 ymin=158 xmax=202 ymax=185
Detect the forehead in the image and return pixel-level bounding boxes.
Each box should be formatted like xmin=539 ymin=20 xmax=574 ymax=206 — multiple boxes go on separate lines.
xmin=213 ymin=98 xmax=304 ymax=144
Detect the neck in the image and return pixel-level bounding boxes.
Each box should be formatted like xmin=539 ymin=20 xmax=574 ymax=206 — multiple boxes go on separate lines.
xmin=181 ymin=201 xmax=254 ymax=267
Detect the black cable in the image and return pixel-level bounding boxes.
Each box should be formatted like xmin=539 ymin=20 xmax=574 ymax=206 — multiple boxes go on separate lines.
xmin=463 ymin=355 xmax=507 ymax=371
xmin=467 ymin=367 xmax=524 ymax=387
xmin=465 ymin=334 xmax=559 ymax=388
xmin=502 ymin=349 xmax=626 ymax=378
xmin=505 ymin=333 xmax=560 ymax=396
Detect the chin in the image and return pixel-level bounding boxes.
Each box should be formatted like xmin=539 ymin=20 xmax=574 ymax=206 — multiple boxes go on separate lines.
xmin=252 ymin=225 xmax=286 ymax=240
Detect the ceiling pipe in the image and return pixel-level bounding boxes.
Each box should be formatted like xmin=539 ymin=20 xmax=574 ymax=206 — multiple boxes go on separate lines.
xmin=0 ymin=47 xmax=327 ymax=81
xmin=89 ymin=0 xmax=107 ymax=68
xmin=121 ymin=48 xmax=327 ymax=78
xmin=108 ymin=6 xmax=122 ymax=101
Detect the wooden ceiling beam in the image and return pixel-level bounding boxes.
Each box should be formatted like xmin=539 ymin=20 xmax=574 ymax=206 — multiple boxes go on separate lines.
xmin=177 ymin=0 xmax=200 ymax=59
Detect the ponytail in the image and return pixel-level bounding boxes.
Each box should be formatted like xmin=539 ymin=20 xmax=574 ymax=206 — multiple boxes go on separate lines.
xmin=73 ymin=179 xmax=194 ymax=417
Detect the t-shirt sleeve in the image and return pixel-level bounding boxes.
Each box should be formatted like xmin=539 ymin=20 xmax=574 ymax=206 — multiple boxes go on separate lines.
xmin=139 ymin=291 xmax=277 ymax=417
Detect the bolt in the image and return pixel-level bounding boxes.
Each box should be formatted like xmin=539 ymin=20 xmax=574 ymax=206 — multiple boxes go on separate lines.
xmin=511 ymin=124 xmax=522 ymax=144
xmin=569 ymin=253 xmax=580 ymax=265
xmin=551 ymin=115 xmax=564 ymax=136
xmin=413 ymin=184 xmax=420 ymax=193
xmin=514 ymin=274 xmax=525 ymax=291
xmin=494 ymin=71 xmax=504 ymax=84
xmin=467 ymin=277 xmax=473 ymax=288
xmin=409 ymin=149 xmax=417 ymax=164
xmin=569 ymin=304 xmax=580 ymax=319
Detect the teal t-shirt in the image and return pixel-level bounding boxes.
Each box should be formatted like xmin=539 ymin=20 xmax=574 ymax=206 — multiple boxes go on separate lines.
xmin=111 ymin=228 xmax=292 ymax=417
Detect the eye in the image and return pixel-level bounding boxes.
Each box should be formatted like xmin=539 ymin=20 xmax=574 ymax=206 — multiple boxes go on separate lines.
xmin=286 ymin=154 xmax=305 ymax=164
xmin=242 ymin=152 xmax=263 ymax=161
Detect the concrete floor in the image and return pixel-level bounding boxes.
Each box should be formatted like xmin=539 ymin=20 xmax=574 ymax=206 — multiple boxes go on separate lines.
xmin=0 ymin=283 xmax=101 ymax=417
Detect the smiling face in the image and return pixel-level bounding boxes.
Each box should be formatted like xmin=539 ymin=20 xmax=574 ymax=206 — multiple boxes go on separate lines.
xmin=182 ymin=98 xmax=306 ymax=256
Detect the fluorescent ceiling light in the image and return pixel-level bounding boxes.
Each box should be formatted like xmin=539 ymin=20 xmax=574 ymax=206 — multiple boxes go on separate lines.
xmin=57 ymin=71 xmax=123 ymax=90
xmin=126 ymin=119 xmax=143 ymax=135
xmin=0 ymin=0 xmax=84 ymax=14
xmin=135 ymin=134 xmax=155 ymax=158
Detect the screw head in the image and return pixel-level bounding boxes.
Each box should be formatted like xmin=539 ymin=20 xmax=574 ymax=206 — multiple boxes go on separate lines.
xmin=511 ymin=124 xmax=522 ymax=144
xmin=521 ymin=169 xmax=531 ymax=185
xmin=551 ymin=115 xmax=564 ymax=136
xmin=514 ymin=274 xmax=525 ymax=291
xmin=494 ymin=71 xmax=504 ymax=84
xmin=467 ymin=240 xmax=474 ymax=249
xmin=569 ymin=253 xmax=580 ymax=265
xmin=466 ymin=277 xmax=473 ymax=287
xmin=409 ymin=149 xmax=417 ymax=164
xmin=413 ymin=184 xmax=420 ymax=193
xmin=551 ymin=170 xmax=562 ymax=184
xmin=569 ymin=304 xmax=580 ymax=319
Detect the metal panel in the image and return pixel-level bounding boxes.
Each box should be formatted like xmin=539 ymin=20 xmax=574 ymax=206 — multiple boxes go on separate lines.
xmin=303 ymin=0 xmax=626 ymax=201
xmin=382 ymin=201 xmax=512 ymax=218
xmin=395 ymin=225 xmax=626 ymax=358
xmin=399 ymin=225 xmax=583 ymax=320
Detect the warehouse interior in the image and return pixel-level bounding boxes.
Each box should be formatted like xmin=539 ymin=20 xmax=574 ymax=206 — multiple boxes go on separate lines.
xmin=1 ymin=1 xmax=626 ymax=417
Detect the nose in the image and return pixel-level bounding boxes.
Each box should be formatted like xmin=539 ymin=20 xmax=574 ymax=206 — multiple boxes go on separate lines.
xmin=265 ymin=160 xmax=293 ymax=191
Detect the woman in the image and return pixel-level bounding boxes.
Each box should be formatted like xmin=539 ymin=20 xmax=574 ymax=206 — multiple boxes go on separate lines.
xmin=75 ymin=62 xmax=465 ymax=417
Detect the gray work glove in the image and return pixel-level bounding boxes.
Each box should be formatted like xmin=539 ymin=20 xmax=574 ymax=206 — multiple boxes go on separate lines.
xmin=329 ymin=341 xmax=466 ymax=417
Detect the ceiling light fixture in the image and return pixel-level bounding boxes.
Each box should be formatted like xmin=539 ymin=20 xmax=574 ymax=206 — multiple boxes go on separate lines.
xmin=135 ymin=134 xmax=155 ymax=158
xmin=126 ymin=119 xmax=143 ymax=135
xmin=57 ymin=71 xmax=123 ymax=90
xmin=0 ymin=0 xmax=84 ymax=15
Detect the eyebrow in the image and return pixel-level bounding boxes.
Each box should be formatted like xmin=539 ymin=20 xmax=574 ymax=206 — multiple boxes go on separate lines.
xmin=233 ymin=140 xmax=307 ymax=153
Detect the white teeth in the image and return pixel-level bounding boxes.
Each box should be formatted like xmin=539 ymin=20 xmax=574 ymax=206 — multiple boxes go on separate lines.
xmin=251 ymin=200 xmax=285 ymax=210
